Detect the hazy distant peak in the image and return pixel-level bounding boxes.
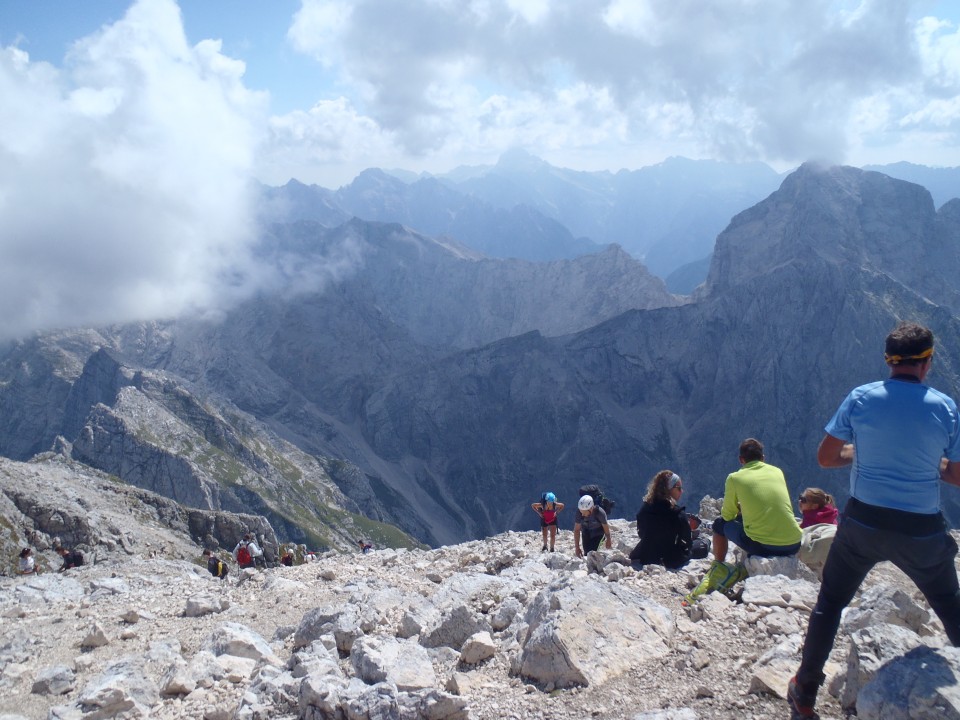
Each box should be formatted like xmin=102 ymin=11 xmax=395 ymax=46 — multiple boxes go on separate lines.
xmin=495 ymin=148 xmax=550 ymax=172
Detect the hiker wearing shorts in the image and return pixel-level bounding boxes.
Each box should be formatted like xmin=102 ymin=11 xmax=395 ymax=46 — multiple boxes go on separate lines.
xmin=573 ymin=494 xmax=611 ymax=557
xmin=789 ymin=322 xmax=960 ymax=719
xmin=531 ymin=492 xmax=565 ymax=552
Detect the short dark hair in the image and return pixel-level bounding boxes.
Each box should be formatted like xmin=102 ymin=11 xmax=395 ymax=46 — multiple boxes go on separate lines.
xmin=739 ymin=438 xmax=764 ymax=462
xmin=202 ymin=549 xmax=213 ymax=556
xmin=885 ymin=322 xmax=934 ymax=366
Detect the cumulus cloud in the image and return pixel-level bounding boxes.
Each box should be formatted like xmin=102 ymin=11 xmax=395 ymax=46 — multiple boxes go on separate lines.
xmin=278 ymin=0 xmax=960 ymax=179
xmin=0 ymin=0 xmax=267 ymax=341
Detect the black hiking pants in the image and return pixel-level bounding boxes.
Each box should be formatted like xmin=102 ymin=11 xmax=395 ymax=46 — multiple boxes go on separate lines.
xmin=797 ymin=502 xmax=960 ymax=692
xmin=582 ymin=530 xmax=605 ymax=554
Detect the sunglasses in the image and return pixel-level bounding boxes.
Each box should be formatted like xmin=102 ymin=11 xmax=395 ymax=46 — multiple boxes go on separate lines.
xmin=798 ymin=495 xmax=810 ymax=503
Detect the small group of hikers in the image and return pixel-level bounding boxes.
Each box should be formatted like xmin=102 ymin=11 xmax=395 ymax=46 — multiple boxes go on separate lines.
xmin=14 ymin=545 xmax=84 ymax=575
xmin=202 ymin=534 xmax=371 ymax=579
xmin=532 ymin=487 xmax=614 ymax=557
xmin=534 ymin=322 xmax=960 ymax=720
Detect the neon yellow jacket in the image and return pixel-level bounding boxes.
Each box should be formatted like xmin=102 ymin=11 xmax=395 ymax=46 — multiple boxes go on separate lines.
xmin=721 ymin=460 xmax=802 ymax=547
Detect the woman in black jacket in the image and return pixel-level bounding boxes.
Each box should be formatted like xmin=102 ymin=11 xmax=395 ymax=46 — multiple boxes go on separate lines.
xmin=630 ymin=470 xmax=694 ymax=569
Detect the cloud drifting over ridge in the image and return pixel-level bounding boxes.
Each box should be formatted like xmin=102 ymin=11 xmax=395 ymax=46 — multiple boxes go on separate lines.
xmin=0 ymin=0 xmax=266 ymax=340
xmin=2 ymin=0 xmax=960 ymax=340
xmin=273 ymin=0 xmax=960 ymax=181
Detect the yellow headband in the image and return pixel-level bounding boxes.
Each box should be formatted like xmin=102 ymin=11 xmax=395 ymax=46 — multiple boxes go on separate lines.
xmin=885 ymin=347 xmax=934 ymax=364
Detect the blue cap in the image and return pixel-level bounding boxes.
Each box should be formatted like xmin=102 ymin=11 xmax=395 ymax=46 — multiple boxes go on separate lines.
xmin=545 ymin=492 xmax=556 ymax=503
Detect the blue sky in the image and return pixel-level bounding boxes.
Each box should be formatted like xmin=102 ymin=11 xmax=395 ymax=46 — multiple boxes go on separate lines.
xmin=1 ymin=0 xmax=960 ymax=338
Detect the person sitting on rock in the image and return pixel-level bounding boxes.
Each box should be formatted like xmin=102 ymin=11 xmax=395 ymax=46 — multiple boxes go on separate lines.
xmin=798 ymin=487 xmax=839 ymax=528
xmin=203 ymin=548 xmax=229 ymax=580
xmin=357 ymin=539 xmax=373 ymax=553
xmin=18 ymin=547 xmax=37 ymax=575
xmin=712 ymin=438 xmax=802 ymax=562
xmin=233 ymin=534 xmax=258 ymax=570
xmin=573 ymin=494 xmax=612 ymax=557
xmin=56 ymin=546 xmax=84 ymax=572
xmin=629 ymin=470 xmax=698 ymax=569
xmin=531 ymin=492 xmax=565 ymax=552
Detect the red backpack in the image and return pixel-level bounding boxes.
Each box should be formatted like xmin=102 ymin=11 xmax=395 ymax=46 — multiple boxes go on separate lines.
xmin=237 ymin=544 xmax=252 ymax=567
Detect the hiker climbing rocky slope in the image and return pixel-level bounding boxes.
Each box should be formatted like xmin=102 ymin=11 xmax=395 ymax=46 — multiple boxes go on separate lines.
xmin=1 ymin=455 xmax=955 ymax=719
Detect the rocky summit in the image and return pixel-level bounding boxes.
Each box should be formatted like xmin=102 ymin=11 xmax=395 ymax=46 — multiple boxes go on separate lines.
xmin=1 ymin=460 xmax=957 ymax=720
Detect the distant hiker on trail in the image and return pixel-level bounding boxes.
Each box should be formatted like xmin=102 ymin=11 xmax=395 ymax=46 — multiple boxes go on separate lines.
xmin=629 ymin=471 xmax=706 ymax=569
xmin=203 ymin=549 xmax=229 ymax=580
xmin=18 ymin=547 xmax=36 ymax=575
xmin=712 ymin=438 xmax=802 ymax=562
xmin=798 ymin=487 xmax=838 ymax=528
xmin=280 ymin=547 xmax=294 ymax=566
xmin=233 ymin=534 xmax=260 ymax=570
xmin=531 ymin=492 xmax=565 ymax=552
xmin=357 ymin=540 xmax=372 ymax=553
xmin=56 ymin=546 xmax=84 ymax=572
xmin=790 ymin=322 xmax=960 ymax=719
xmin=573 ymin=494 xmax=612 ymax=557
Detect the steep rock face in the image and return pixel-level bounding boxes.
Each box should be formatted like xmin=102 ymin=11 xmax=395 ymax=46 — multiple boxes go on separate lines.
xmin=0 ymin=331 xmax=105 ymax=459
xmin=704 ymin=163 xmax=960 ymax=311
xmin=0 ymin=456 xmax=277 ymax=574
xmin=259 ymin=219 xmax=679 ymax=352
xmin=4 ymin=343 xmax=420 ymax=552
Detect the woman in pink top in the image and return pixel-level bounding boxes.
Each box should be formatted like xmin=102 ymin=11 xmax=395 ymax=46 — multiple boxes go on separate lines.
xmin=798 ymin=487 xmax=839 ymax=528
xmin=532 ymin=492 xmax=565 ymax=552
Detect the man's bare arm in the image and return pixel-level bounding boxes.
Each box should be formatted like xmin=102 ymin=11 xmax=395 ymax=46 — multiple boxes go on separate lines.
xmin=941 ymin=458 xmax=960 ymax=487
xmin=817 ymin=434 xmax=854 ymax=468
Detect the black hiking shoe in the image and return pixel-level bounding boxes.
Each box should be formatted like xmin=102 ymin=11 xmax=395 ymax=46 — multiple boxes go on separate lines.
xmin=787 ymin=676 xmax=819 ymax=719
xmin=541 ymin=545 xmax=548 ymax=552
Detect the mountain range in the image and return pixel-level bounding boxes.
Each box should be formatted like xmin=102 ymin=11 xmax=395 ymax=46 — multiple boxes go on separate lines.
xmin=260 ymin=152 xmax=787 ymax=288
xmin=2 ymin=160 xmax=960 ymax=549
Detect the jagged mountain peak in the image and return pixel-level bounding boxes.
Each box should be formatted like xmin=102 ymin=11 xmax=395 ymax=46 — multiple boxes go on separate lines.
xmin=702 ymin=163 xmax=958 ymax=307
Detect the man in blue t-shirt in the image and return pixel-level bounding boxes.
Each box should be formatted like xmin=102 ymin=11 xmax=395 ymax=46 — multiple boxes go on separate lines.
xmin=789 ymin=322 xmax=960 ymax=719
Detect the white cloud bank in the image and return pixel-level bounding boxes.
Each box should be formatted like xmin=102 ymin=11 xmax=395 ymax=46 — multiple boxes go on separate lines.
xmin=0 ymin=0 xmax=266 ymax=340
xmin=268 ymin=0 xmax=960 ymax=183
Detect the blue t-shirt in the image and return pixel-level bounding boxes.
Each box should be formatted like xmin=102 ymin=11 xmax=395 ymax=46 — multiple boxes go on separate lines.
xmin=825 ymin=378 xmax=960 ymax=513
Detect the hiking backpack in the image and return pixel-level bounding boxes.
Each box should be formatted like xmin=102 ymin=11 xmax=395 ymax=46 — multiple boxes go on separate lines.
xmin=237 ymin=544 xmax=252 ymax=567
xmin=578 ymin=484 xmax=615 ymax=515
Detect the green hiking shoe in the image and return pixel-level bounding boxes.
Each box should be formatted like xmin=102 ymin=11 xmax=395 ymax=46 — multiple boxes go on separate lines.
xmin=682 ymin=560 xmax=748 ymax=605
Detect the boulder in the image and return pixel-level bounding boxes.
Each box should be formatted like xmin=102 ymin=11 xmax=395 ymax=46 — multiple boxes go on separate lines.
xmin=201 ymin=623 xmax=281 ymax=666
xmin=519 ymin=574 xmax=672 ymax=688
xmin=842 ymin=585 xmax=932 ymax=636
xmin=459 ymin=631 xmax=496 ymax=665
xmin=350 ymin=635 xmax=437 ymax=691
xmin=857 ymin=645 xmax=960 ymax=719
xmin=840 ymin=623 xmax=927 ymax=710
xmin=31 ymin=665 xmax=76 ymax=696
xmin=741 ymin=575 xmax=818 ymax=611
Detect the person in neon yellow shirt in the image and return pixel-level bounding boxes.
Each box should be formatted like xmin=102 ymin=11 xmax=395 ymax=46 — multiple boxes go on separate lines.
xmin=712 ymin=438 xmax=802 ymax=562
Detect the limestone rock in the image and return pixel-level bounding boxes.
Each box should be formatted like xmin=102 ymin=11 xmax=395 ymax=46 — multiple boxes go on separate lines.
xmin=31 ymin=665 xmax=76 ymax=696
xmin=459 ymin=631 xmax=496 ymax=665
xmin=840 ymin=623 xmax=927 ymax=710
xmin=857 ymin=645 xmax=960 ymax=719
xmin=519 ymin=574 xmax=672 ymax=687
xmin=350 ymin=635 xmax=437 ymax=691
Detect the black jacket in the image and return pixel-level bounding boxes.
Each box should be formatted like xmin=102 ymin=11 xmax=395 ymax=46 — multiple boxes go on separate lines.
xmin=629 ymin=499 xmax=692 ymax=569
